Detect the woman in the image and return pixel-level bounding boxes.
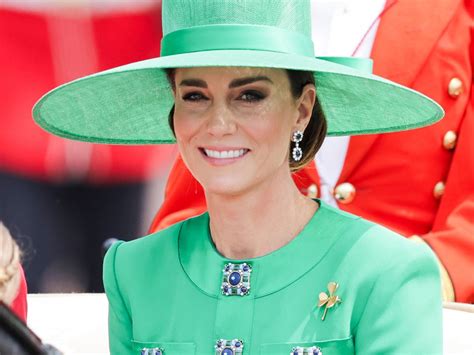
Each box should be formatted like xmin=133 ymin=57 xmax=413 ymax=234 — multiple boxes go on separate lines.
xmin=33 ymin=1 xmax=444 ymax=354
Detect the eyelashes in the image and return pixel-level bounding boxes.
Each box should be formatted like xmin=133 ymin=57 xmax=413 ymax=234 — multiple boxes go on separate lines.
xmin=238 ymin=90 xmax=266 ymax=102
xmin=182 ymin=92 xmax=208 ymax=102
xmin=181 ymin=90 xmax=267 ymax=103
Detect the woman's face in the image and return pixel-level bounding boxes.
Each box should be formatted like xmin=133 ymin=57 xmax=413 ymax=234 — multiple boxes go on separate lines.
xmin=173 ymin=66 xmax=314 ymax=196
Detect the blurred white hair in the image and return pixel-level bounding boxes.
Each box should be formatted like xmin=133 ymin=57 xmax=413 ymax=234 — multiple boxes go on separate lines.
xmin=0 ymin=222 xmax=21 ymax=306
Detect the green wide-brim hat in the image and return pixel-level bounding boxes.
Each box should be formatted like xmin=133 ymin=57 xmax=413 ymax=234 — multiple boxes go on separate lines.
xmin=33 ymin=0 xmax=443 ymax=145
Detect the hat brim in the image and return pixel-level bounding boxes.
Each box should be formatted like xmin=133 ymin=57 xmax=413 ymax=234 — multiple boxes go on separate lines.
xmin=33 ymin=50 xmax=443 ymax=144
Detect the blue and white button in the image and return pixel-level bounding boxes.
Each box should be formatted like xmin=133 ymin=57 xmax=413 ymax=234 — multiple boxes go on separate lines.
xmin=215 ymin=339 xmax=244 ymax=354
xmin=221 ymin=263 xmax=252 ymax=296
xmin=291 ymin=346 xmax=322 ymax=355
xmin=141 ymin=348 xmax=163 ymax=355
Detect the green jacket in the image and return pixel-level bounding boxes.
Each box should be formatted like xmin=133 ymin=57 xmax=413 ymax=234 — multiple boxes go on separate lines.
xmin=103 ymin=201 xmax=442 ymax=354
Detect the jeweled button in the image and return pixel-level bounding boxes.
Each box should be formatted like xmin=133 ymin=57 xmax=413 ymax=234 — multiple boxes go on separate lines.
xmin=229 ymin=272 xmax=241 ymax=286
xmin=215 ymin=339 xmax=244 ymax=354
xmin=222 ymin=263 xmax=252 ymax=296
xmin=141 ymin=348 xmax=163 ymax=355
xmin=290 ymin=346 xmax=323 ymax=355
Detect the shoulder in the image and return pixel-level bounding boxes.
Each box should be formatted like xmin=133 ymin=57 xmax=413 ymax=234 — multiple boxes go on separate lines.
xmin=357 ymin=222 xmax=438 ymax=272
xmin=318 ymin=205 xmax=441 ymax=332
xmin=320 ymin=202 xmax=439 ymax=273
xmin=102 ymin=221 xmax=180 ymax=295
xmin=105 ymin=221 xmax=182 ymax=262
xmin=103 ymin=213 xmax=207 ymax=284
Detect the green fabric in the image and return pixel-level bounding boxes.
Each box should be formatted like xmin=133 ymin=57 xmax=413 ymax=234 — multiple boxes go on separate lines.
xmin=161 ymin=24 xmax=315 ymax=57
xmin=32 ymin=0 xmax=444 ymax=145
xmin=161 ymin=0 xmax=312 ymax=36
xmin=103 ymin=201 xmax=443 ymax=354
xmin=318 ymin=57 xmax=373 ymax=74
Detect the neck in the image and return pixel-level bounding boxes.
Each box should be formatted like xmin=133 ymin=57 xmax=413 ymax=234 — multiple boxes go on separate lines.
xmin=206 ymin=168 xmax=317 ymax=260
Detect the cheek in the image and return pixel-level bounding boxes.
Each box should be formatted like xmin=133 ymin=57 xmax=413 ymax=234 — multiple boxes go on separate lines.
xmin=173 ymin=114 xmax=201 ymax=167
xmin=249 ymin=104 xmax=295 ymax=150
xmin=173 ymin=107 xmax=202 ymax=143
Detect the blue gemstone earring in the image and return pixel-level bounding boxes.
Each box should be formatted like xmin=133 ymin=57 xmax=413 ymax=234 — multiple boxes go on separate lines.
xmin=292 ymin=130 xmax=303 ymax=161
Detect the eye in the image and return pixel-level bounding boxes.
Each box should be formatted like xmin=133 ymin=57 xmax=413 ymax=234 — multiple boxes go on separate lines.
xmin=239 ymin=90 xmax=265 ymax=103
xmin=182 ymin=92 xmax=208 ymax=102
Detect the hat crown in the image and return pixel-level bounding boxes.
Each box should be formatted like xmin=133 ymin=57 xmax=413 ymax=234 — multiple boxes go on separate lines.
xmin=162 ymin=0 xmax=312 ymax=37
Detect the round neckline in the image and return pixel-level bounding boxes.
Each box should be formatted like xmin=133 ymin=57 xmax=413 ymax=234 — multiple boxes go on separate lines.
xmin=178 ymin=200 xmax=348 ymax=298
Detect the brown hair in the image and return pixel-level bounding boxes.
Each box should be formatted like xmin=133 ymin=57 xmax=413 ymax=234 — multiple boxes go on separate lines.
xmin=286 ymin=70 xmax=327 ymax=171
xmin=166 ymin=68 xmax=327 ymax=172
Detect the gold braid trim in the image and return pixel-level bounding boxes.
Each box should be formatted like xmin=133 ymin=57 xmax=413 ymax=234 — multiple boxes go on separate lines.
xmin=410 ymin=235 xmax=455 ymax=302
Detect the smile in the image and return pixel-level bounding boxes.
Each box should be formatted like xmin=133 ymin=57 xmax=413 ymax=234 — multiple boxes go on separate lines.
xmin=203 ymin=148 xmax=249 ymax=159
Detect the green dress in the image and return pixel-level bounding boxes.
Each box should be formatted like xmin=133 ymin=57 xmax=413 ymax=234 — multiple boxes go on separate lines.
xmin=103 ymin=201 xmax=442 ymax=354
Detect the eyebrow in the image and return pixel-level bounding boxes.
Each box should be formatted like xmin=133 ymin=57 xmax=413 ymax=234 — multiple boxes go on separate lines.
xmin=229 ymin=76 xmax=273 ymax=88
xmin=178 ymin=76 xmax=273 ymax=89
xmin=179 ymin=79 xmax=207 ymax=88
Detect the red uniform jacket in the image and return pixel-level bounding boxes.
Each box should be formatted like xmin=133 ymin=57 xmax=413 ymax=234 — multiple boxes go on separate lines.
xmin=149 ymin=0 xmax=474 ymax=303
xmin=0 ymin=3 xmax=174 ymax=183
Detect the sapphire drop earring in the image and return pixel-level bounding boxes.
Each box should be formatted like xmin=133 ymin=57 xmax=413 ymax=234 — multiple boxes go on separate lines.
xmin=292 ymin=130 xmax=303 ymax=161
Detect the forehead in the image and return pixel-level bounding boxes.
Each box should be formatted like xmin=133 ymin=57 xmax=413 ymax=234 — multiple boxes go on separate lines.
xmin=174 ymin=66 xmax=287 ymax=82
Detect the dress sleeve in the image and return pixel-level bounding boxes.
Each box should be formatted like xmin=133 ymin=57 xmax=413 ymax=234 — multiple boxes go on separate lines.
xmin=354 ymin=242 xmax=443 ymax=354
xmin=103 ymin=241 xmax=134 ymax=354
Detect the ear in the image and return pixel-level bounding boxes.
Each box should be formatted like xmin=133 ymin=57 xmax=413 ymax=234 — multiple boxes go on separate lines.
xmin=294 ymin=84 xmax=316 ymax=132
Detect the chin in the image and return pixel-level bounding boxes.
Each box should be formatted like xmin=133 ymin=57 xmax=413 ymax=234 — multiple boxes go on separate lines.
xmin=199 ymin=173 xmax=255 ymax=197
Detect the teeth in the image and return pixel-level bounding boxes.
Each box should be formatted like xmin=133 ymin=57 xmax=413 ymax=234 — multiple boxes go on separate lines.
xmin=204 ymin=149 xmax=247 ymax=159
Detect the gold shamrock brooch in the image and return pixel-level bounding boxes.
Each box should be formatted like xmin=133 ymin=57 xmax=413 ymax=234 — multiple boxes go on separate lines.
xmin=318 ymin=282 xmax=342 ymax=321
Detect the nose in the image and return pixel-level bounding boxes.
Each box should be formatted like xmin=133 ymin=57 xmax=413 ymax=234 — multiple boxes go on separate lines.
xmin=206 ymin=103 xmax=237 ymax=137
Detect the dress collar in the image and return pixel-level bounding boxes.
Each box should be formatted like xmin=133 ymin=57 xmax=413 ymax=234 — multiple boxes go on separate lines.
xmin=178 ymin=200 xmax=348 ymax=298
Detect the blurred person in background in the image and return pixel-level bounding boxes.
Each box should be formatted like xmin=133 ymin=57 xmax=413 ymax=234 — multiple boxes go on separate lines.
xmin=0 ymin=0 xmax=175 ymax=292
xmin=0 ymin=222 xmax=27 ymax=322
xmin=0 ymin=224 xmax=60 ymax=354
xmin=150 ymin=0 xmax=474 ymax=303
